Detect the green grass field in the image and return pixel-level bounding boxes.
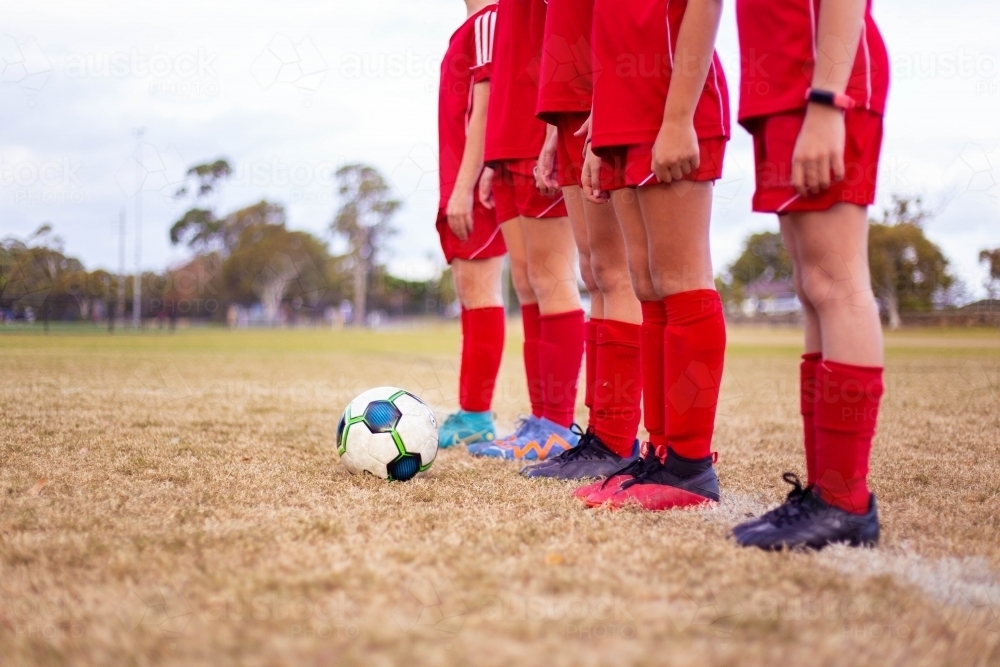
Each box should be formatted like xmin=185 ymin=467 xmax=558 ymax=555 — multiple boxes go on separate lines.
xmin=1 ymin=323 xmax=999 ymax=666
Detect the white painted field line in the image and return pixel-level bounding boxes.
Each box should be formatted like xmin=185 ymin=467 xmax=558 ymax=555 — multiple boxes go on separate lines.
xmin=819 ymin=544 xmax=1000 ymax=611
xmin=696 ymin=492 xmax=1000 ymax=613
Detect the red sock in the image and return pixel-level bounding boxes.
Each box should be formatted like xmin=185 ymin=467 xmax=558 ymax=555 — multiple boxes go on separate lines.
xmin=640 ymin=301 xmax=667 ymax=447
xmin=539 ymin=309 xmax=585 ymax=427
xmin=814 ymin=360 xmax=883 ymax=514
xmin=663 ymin=290 xmax=726 ymax=460
xmin=521 ymin=304 xmax=544 ymax=418
xmin=584 ymin=319 xmax=603 ymax=428
xmin=800 ymin=352 xmax=822 ymax=485
xmin=458 ymin=306 xmax=505 ymax=412
xmin=593 ymin=320 xmax=642 ymax=458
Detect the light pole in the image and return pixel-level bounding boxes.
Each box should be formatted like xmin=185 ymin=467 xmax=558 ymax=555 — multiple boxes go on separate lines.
xmin=132 ymin=128 xmax=145 ymax=329
xmin=117 ymin=207 xmax=126 ymax=330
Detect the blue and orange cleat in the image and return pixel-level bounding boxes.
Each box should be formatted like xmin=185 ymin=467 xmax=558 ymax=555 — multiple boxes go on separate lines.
xmin=473 ymin=417 xmax=579 ymax=461
xmin=521 ymin=426 xmax=639 ymax=479
xmin=467 ymin=415 xmax=539 ymax=454
xmin=437 ymin=410 xmax=496 ymax=449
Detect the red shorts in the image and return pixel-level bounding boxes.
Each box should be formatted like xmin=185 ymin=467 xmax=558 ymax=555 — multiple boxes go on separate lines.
xmin=491 ymin=159 xmax=568 ymax=223
xmin=555 ymin=112 xmax=589 ymax=188
xmin=436 ymin=201 xmax=507 ymax=264
xmin=597 ymin=139 xmax=727 ymax=191
xmin=749 ymin=109 xmax=884 ymax=214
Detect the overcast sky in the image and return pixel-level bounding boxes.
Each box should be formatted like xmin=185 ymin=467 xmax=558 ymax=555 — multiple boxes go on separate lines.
xmin=2 ymin=0 xmax=999 ymax=297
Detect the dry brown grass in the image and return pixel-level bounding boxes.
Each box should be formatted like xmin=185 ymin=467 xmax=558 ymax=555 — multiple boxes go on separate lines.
xmin=1 ymin=323 xmax=999 ymax=667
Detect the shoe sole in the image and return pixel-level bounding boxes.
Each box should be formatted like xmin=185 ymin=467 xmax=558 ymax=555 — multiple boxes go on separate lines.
xmin=442 ymin=430 xmax=495 ymax=449
xmin=576 ymin=475 xmax=632 ymax=503
xmin=752 ymin=535 xmax=879 ymax=552
xmin=524 ymin=467 xmax=611 ymax=480
xmin=471 ymin=444 xmax=572 ymax=461
xmin=587 ymin=484 xmax=717 ymax=510
xmin=491 ymin=446 xmax=573 ymax=461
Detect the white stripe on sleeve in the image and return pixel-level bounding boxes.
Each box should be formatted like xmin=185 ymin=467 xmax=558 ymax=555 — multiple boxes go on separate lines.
xmin=475 ymin=14 xmax=485 ymax=67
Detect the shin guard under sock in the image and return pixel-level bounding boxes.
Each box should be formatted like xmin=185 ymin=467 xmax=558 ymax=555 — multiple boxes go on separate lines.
xmin=814 ymin=360 xmax=884 ymax=514
xmin=538 ymin=309 xmax=585 ymax=428
xmin=459 ymin=306 xmax=506 ymax=412
xmin=640 ymin=301 xmax=667 ymax=447
xmin=800 ymin=352 xmax=822 ymax=486
xmin=663 ymin=290 xmax=726 ymax=460
xmin=521 ymin=304 xmax=544 ymax=418
xmin=584 ymin=319 xmax=603 ymax=429
xmin=593 ymin=320 xmax=642 ymax=458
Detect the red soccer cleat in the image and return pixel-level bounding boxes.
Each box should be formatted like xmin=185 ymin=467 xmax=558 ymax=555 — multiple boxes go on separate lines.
xmin=589 ymin=444 xmax=720 ymax=511
xmin=573 ymin=442 xmax=655 ymax=504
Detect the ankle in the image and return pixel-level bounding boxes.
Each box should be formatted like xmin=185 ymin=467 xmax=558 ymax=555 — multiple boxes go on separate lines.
xmin=664 ymin=446 xmax=714 ymax=478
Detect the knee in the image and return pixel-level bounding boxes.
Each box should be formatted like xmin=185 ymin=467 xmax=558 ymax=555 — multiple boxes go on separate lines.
xmin=509 ymin=260 xmax=534 ymax=302
xmin=798 ymin=265 xmax=839 ymax=314
xmin=628 ymin=264 xmax=658 ymax=302
xmin=790 ymin=270 xmax=814 ymax=312
xmin=526 ymin=260 xmax=557 ymax=296
xmin=590 ymin=254 xmax=631 ymax=296
xmin=648 ymin=264 xmax=682 ymax=300
xmin=578 ymin=252 xmax=599 ymax=294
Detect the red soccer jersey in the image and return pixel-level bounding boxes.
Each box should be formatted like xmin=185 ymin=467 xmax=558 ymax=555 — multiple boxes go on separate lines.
xmin=590 ymin=0 xmax=730 ymax=151
xmin=484 ymin=0 xmax=550 ymax=164
xmin=438 ymin=4 xmax=498 ymax=209
xmin=536 ymin=0 xmax=596 ymax=123
xmin=736 ymin=0 xmax=889 ymax=125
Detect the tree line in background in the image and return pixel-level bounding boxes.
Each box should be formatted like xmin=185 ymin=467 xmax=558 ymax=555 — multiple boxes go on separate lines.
xmin=2 ymin=182 xmax=998 ymax=329
xmin=716 ymin=195 xmax=999 ymax=328
xmin=0 ymin=159 xmax=455 ymax=328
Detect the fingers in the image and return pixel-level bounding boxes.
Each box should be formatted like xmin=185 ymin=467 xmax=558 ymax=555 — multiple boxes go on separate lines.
xmin=574 ymin=116 xmax=591 ymax=137
xmin=535 ymin=163 xmax=559 ymax=196
xmin=585 ymin=187 xmax=609 ymax=204
xmin=479 ymin=190 xmax=494 ymax=209
xmin=581 ymin=170 xmax=606 ymax=204
xmin=804 ymin=158 xmax=820 ymax=193
xmin=791 ymin=159 xmax=806 ymax=196
xmin=580 ymin=151 xmax=608 ymax=204
xmin=831 ymin=152 xmax=845 ymax=184
xmin=533 ymin=165 xmax=547 ymax=192
xmin=817 ymin=154 xmax=831 ymax=191
xmin=793 ymin=152 xmax=841 ymax=195
xmin=478 ymin=181 xmax=494 ymax=209
xmin=447 ymin=212 xmax=471 ymax=240
xmin=652 ymin=154 xmax=697 ymax=185
xmin=580 ymin=167 xmax=593 ymax=197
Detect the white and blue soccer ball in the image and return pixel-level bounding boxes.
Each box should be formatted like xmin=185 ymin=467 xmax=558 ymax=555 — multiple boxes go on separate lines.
xmin=336 ymin=387 xmax=438 ymax=481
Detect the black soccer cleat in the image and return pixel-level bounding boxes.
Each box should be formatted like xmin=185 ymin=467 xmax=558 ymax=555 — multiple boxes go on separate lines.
xmin=733 ymin=481 xmax=880 ymax=551
xmin=732 ymin=472 xmax=811 ymax=539
xmin=520 ymin=426 xmax=637 ymax=480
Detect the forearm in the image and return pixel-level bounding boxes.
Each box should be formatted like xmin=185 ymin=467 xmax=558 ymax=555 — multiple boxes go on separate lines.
xmin=812 ymin=0 xmax=866 ymax=93
xmin=453 ymin=83 xmax=490 ymax=196
xmin=662 ymin=0 xmax=723 ymax=124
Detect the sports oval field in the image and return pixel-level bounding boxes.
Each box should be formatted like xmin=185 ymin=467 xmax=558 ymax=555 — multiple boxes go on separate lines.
xmin=1 ymin=324 xmax=998 ymax=666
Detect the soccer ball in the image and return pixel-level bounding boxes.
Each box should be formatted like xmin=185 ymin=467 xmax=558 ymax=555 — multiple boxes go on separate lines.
xmin=336 ymin=387 xmax=438 ymax=481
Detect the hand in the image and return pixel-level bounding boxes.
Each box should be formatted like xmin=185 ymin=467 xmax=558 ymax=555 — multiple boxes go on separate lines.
xmin=478 ymin=167 xmax=495 ymax=209
xmin=791 ymin=103 xmax=846 ymax=195
xmin=651 ymin=118 xmax=699 ymax=184
xmin=580 ymin=143 xmax=609 ymax=204
xmin=535 ymin=129 xmax=560 ymax=196
xmin=573 ymin=115 xmax=591 ymax=141
xmin=446 ymin=187 xmax=474 ymax=241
